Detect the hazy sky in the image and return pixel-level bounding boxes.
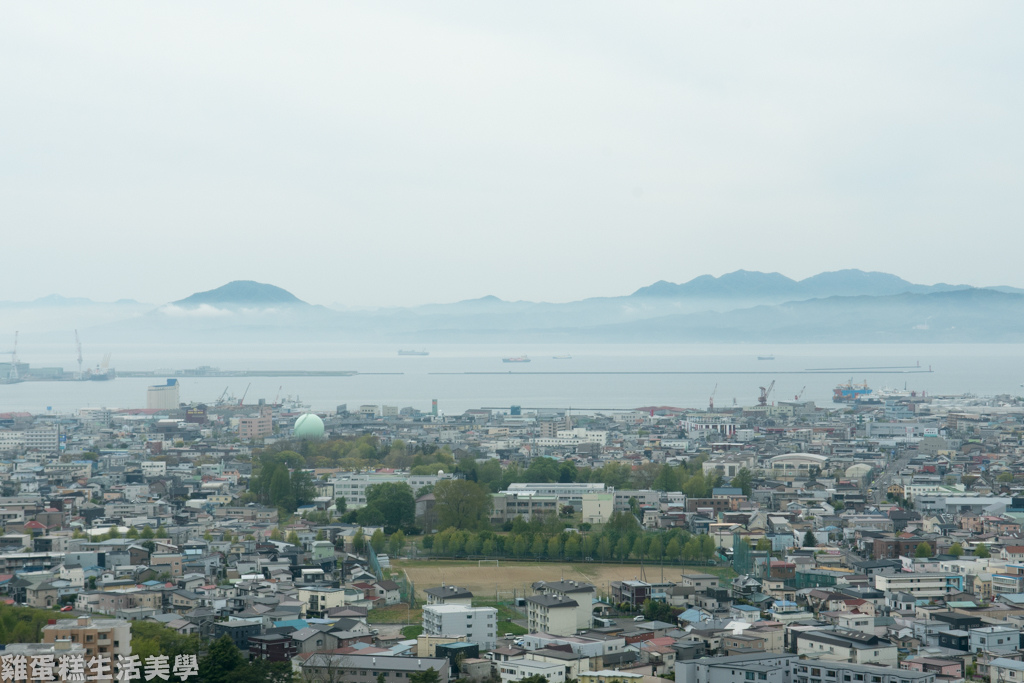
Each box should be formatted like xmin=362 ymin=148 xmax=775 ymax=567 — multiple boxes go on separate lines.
xmin=2 ymin=2 xmax=1023 ymax=307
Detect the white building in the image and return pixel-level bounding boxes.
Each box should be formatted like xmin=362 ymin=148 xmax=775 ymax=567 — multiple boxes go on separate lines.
xmin=421 ymin=605 xmax=497 ymax=650
xmin=331 ymin=472 xmax=454 ymax=508
xmin=146 ymin=380 xmax=180 ymax=410
xmin=141 ymin=461 xmax=167 ymax=477
xmin=496 ymin=659 xmax=565 ymax=683
xmin=525 ymin=594 xmax=581 ymax=637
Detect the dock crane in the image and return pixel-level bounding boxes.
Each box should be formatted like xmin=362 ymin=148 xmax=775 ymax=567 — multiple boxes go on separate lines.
xmin=274 ymin=385 xmax=283 ymax=406
xmin=709 ymin=383 xmax=718 ymax=412
xmin=795 ymin=385 xmax=806 ymax=401
xmin=758 ymin=380 xmax=775 ymax=407
xmin=74 ymin=330 xmax=83 ymax=379
xmin=239 ymin=383 xmax=251 ymax=406
xmin=8 ymin=331 xmax=19 ymax=382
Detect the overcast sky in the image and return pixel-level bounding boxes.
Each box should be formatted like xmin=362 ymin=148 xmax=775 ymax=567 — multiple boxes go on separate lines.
xmin=2 ymin=2 xmax=1023 ymax=307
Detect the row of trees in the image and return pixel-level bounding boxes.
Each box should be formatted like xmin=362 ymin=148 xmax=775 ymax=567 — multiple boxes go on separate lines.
xmin=421 ymin=513 xmax=718 ymax=564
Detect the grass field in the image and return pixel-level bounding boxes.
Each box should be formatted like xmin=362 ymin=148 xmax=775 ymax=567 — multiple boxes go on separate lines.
xmin=366 ymin=603 xmax=422 ymax=625
xmin=395 ymin=559 xmax=735 ymax=602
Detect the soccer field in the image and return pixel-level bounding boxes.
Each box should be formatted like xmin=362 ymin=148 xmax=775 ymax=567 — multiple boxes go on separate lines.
xmin=394 ymin=559 xmax=734 ymax=602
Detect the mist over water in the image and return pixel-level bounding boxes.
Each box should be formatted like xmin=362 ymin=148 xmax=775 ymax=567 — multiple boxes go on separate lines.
xmin=0 ymin=343 xmax=1020 ymax=414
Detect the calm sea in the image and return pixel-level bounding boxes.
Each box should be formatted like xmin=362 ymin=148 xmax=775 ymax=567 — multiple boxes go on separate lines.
xmin=0 ymin=343 xmax=1020 ymax=415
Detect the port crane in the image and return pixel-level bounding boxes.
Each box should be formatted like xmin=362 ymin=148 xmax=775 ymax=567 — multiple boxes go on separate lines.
xmin=239 ymin=383 xmax=251 ymax=406
xmin=794 ymin=385 xmax=806 ymax=401
xmin=758 ymin=380 xmax=775 ymax=406
xmin=8 ymin=332 xmax=19 ymax=382
xmin=74 ymin=330 xmax=83 ymax=379
xmin=708 ymin=383 xmax=717 ymax=412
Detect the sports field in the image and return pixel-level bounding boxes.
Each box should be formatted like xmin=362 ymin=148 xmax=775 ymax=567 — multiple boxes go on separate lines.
xmin=394 ymin=559 xmax=734 ymax=602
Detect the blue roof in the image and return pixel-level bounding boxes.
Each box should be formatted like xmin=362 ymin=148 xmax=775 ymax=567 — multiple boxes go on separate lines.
xmin=677 ymin=609 xmax=708 ymax=623
xmin=772 ymin=600 xmax=797 ymax=608
xmin=713 ymin=488 xmax=743 ymax=496
xmin=273 ymin=619 xmax=308 ymax=630
xmin=733 ymin=604 xmax=760 ymax=612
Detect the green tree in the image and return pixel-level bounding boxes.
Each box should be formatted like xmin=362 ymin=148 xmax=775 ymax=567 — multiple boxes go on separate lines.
xmin=598 ymin=536 xmax=612 ymax=562
xmin=370 ymin=529 xmax=387 ymax=553
xmin=615 ymin=536 xmax=631 ymax=562
xmin=530 ymin=535 xmax=545 ymax=557
xmin=803 ymin=529 xmax=816 ymax=547
xmin=652 ymin=465 xmax=679 ymax=492
xmin=665 ymin=537 xmax=681 ymax=562
xmin=409 ymin=668 xmax=440 ymax=683
xmin=140 ymin=525 xmax=155 ymax=539
xmin=564 ymin=534 xmax=581 ymax=560
xmin=352 ymin=529 xmax=365 ymax=554
xmin=389 ymin=530 xmax=406 ymax=557
xmin=998 ymin=472 xmax=1015 ymax=483
xmin=547 ymin=535 xmax=563 ymax=559
xmin=433 ymin=480 xmax=492 ymax=531
xmin=949 ymin=542 xmax=964 ymax=558
xmin=365 ymin=482 xmax=416 ymax=531
xmin=336 ymin=496 xmax=347 ymax=514
xmin=698 ymin=534 xmax=715 ymax=562
xmin=976 ymin=543 xmax=990 ymax=558
xmin=731 ymin=468 xmax=754 ymax=497
xmin=131 ymin=621 xmax=201 ymax=662
xmin=915 ymin=541 xmax=932 ymax=558
xmin=270 ymin=528 xmax=283 ymax=541
xmin=286 ymin=531 xmax=300 ymax=546
xmin=756 ymin=538 xmax=771 ymax=552
xmin=198 ymin=634 xmax=244 ymax=683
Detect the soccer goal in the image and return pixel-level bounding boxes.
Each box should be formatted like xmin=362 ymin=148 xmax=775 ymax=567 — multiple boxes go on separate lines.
xmin=478 ymin=559 xmax=499 ymax=568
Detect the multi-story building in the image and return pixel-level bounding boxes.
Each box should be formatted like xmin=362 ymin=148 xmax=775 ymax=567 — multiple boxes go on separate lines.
xmin=532 ymin=580 xmax=596 ymax=630
xmin=298 ymin=654 xmax=450 ymax=683
xmin=793 ymin=628 xmax=898 ymax=667
xmin=331 ymin=472 xmax=453 ymax=508
xmin=792 ymin=662 xmax=935 ymax=683
xmin=425 ymin=585 xmax=473 ymax=606
xmin=969 ymin=626 xmax=1020 ymax=655
xmin=490 ymin=490 xmax=559 ymax=523
xmin=41 ymin=615 xmax=131 ymax=658
xmin=496 ymin=659 xmax=566 ymax=683
xmin=873 ymin=573 xmax=964 ymax=599
xmin=525 ymin=594 xmax=580 ymax=636
xmin=146 ymin=380 xmax=180 ymax=410
xmin=421 ymin=605 xmax=497 ymax=650
xmin=249 ymin=633 xmax=298 ymax=662
xmin=675 ymin=653 xmax=797 ymax=683
xmin=239 ymin=406 xmax=273 ymax=441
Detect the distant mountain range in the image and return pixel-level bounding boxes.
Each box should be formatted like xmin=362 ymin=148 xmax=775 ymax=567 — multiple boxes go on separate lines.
xmin=630 ymin=268 xmax=1023 ymax=300
xmin=6 ymin=270 xmax=1024 ymax=343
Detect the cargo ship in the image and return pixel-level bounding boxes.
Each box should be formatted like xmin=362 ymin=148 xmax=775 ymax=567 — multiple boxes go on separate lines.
xmin=398 ymin=350 xmax=429 ymax=356
xmin=757 ymin=355 xmax=775 ymax=361
xmin=502 ymin=355 xmax=531 ymax=363
xmin=833 ymin=380 xmax=872 ymax=403
xmin=552 ymin=354 xmax=572 ymax=360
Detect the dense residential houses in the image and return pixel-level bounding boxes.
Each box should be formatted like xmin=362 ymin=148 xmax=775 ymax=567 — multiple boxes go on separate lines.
xmin=4 ymin=389 xmax=1024 ymax=681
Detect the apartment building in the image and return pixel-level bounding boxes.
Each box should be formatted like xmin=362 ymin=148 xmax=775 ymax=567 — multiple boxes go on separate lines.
xmin=41 ymin=615 xmax=131 ymax=658
xmin=425 ymin=585 xmax=474 ymax=606
xmin=526 ymin=594 xmax=580 ymax=637
xmin=794 ymin=629 xmax=898 ymax=667
xmin=421 ymin=605 xmax=497 ymax=650
xmin=793 ymin=662 xmax=935 ymax=683
xmin=874 ymin=573 xmax=964 ymax=599
xmin=299 ymin=654 xmax=450 ymax=683
xmin=532 ymin=580 xmax=596 ymax=630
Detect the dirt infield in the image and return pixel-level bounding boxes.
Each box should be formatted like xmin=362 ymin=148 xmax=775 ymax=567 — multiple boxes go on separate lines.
xmin=395 ymin=560 xmax=729 ymax=601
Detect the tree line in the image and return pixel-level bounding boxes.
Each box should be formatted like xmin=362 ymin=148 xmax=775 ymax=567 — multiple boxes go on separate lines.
xmin=419 ymin=512 xmax=718 ymax=564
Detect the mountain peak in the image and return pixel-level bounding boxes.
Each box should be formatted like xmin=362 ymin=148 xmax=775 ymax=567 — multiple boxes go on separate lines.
xmin=173 ymin=281 xmax=306 ymax=307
